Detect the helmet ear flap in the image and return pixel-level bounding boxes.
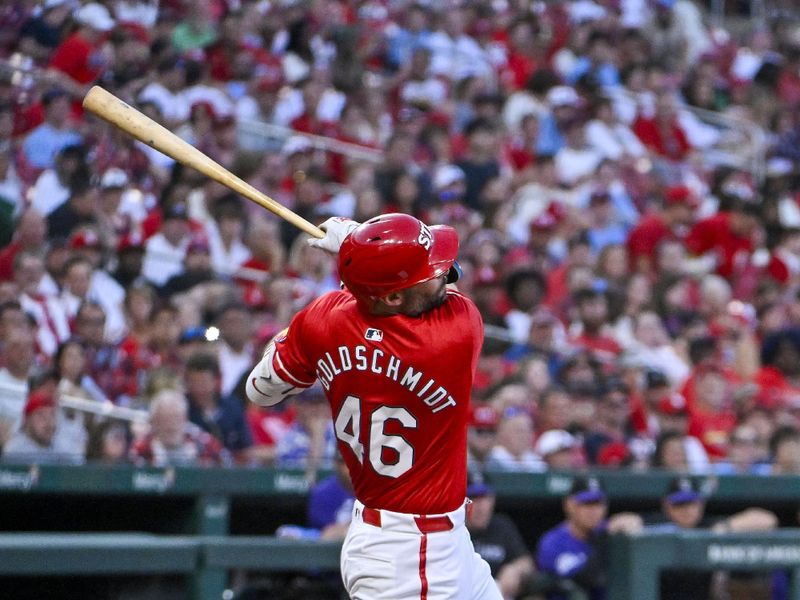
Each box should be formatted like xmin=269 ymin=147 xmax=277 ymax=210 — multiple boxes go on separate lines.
xmin=446 ymin=261 xmax=462 ymax=284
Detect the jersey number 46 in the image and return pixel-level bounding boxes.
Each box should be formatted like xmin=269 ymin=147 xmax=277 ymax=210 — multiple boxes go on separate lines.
xmin=334 ymin=395 xmax=416 ymax=478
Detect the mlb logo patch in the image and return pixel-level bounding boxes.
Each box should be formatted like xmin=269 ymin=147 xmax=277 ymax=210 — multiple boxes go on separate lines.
xmin=365 ymin=328 xmax=383 ymax=342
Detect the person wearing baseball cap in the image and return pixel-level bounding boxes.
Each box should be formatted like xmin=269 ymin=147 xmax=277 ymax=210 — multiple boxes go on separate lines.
xmin=467 ymin=404 xmax=499 ymax=472
xmin=535 ymin=429 xmax=583 ymax=470
xmin=466 ymin=474 xmax=535 ymax=600
xmin=537 ymin=476 xmax=642 ymax=599
xmin=650 ymin=392 xmax=711 ymax=474
xmin=644 ymin=476 xmax=777 ymax=600
xmin=246 ymin=210 xmax=502 ymax=600
xmin=2 ymin=389 xmax=76 ymax=464
xmin=159 ymin=235 xmax=213 ymax=297
xmin=140 ymin=202 xmax=192 ymax=286
xmin=626 ymin=183 xmax=699 ymax=274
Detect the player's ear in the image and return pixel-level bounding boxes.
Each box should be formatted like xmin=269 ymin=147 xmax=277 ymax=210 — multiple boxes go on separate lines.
xmin=379 ymin=291 xmax=404 ymax=307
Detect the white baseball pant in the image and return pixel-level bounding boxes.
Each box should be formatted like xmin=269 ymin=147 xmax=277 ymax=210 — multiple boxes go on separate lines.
xmin=341 ymin=499 xmax=503 ymax=600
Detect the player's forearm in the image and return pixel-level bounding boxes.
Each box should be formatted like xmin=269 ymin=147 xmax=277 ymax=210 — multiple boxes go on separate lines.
xmin=246 ymin=334 xmax=302 ymax=407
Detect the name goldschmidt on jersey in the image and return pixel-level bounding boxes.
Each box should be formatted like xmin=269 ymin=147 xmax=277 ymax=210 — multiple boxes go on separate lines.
xmin=314 ymin=344 xmax=457 ymax=414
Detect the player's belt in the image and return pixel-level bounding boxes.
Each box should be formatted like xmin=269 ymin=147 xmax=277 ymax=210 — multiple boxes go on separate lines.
xmin=361 ymin=507 xmax=454 ymax=534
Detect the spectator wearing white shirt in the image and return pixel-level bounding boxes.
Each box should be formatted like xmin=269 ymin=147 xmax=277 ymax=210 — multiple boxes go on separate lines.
xmin=585 ymin=98 xmax=646 ymax=162
xmin=0 ymin=327 xmax=35 ymax=448
xmin=0 ymin=140 xmax=24 ymax=221
xmin=67 ymin=230 xmax=127 ymax=343
xmin=214 ymin=302 xmax=255 ymax=397
xmin=3 ymin=388 xmax=79 ymax=464
xmin=142 ymin=202 xmax=191 ymax=287
xmin=502 ymin=69 xmax=558 ymax=133
xmin=205 ymin=194 xmax=251 ymax=277
xmin=30 ymin=144 xmax=86 ymax=217
xmin=626 ymin=311 xmax=690 ymax=386
xmin=486 ymin=408 xmax=546 ymax=472
xmin=137 ymin=55 xmax=190 ymax=127
xmin=652 ymin=393 xmax=710 ymax=474
xmin=14 ymin=250 xmax=70 ymax=357
xmin=427 ymin=6 xmax=493 ymax=81
xmin=398 ymin=46 xmax=448 ymax=110
xmin=555 ymin=117 xmax=603 ymax=188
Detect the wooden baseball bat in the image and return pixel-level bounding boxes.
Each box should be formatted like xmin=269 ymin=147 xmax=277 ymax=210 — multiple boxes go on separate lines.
xmin=83 ymin=86 xmax=324 ymax=238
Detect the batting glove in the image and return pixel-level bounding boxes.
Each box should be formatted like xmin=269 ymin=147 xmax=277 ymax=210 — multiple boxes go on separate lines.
xmin=307 ymin=217 xmax=360 ymax=254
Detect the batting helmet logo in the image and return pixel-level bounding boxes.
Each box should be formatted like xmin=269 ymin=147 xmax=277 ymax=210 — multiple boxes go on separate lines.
xmin=338 ymin=213 xmax=460 ymax=302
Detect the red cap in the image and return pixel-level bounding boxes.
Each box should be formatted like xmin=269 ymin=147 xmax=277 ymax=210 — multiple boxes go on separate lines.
xmin=24 ymin=390 xmax=56 ymax=417
xmin=664 ymin=185 xmax=699 ymax=209
xmin=530 ymin=212 xmax=557 ymax=231
xmin=597 ymin=441 xmax=630 ymax=466
xmin=470 ymin=404 xmax=499 ymax=430
xmin=657 ymin=392 xmax=688 ymax=415
xmin=117 ymin=232 xmax=145 ymax=253
xmin=254 ymin=67 xmax=285 ymax=93
xmin=69 ymin=229 xmax=102 ymax=250
xmin=190 ymin=101 xmax=217 ymax=120
xmin=186 ymin=235 xmax=210 ymax=254
xmin=547 ymin=201 xmax=568 ymax=222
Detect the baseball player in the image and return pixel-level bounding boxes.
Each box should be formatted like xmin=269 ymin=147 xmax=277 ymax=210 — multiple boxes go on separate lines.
xmin=247 ymin=213 xmax=502 ymax=599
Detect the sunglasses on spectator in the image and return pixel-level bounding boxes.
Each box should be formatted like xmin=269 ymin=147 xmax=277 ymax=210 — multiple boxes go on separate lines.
xmin=731 ymin=436 xmax=760 ymax=445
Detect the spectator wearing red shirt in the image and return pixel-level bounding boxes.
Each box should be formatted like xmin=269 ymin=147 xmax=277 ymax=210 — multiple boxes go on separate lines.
xmin=687 ymin=362 xmax=738 ymax=459
xmin=507 ymin=113 xmax=538 ymax=172
xmin=632 ymin=92 xmax=692 ymax=160
xmin=776 ymin=47 xmax=800 ymax=108
xmin=766 ymin=227 xmax=800 ymax=286
xmin=754 ymin=328 xmax=800 ymax=410
xmin=684 ymin=198 xmax=761 ymax=280
xmin=47 ymin=3 xmax=115 ymax=91
xmin=499 ymin=19 xmax=541 ymax=92
xmin=626 ymin=185 xmax=698 ymax=274
xmin=570 ymin=287 xmax=622 ymax=364
xmin=0 ymin=209 xmax=47 ymax=282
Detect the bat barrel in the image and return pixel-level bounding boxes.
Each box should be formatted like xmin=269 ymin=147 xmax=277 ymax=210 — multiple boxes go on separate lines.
xmin=83 ymin=86 xmax=325 ymax=239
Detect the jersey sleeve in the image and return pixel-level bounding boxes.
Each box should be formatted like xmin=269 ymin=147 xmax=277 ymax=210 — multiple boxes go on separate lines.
xmin=448 ymin=290 xmax=484 ymax=370
xmin=271 ymin=304 xmax=318 ymax=387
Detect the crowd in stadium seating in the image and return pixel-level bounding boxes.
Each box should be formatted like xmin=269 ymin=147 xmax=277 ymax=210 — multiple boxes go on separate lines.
xmin=0 ymin=0 xmax=799 ymax=484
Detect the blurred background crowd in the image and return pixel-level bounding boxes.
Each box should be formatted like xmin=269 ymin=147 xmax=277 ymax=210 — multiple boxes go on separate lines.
xmin=0 ymin=0 xmax=799 ymax=484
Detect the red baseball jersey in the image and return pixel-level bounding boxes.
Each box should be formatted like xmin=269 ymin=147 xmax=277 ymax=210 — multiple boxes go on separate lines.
xmin=272 ymin=289 xmax=483 ymax=514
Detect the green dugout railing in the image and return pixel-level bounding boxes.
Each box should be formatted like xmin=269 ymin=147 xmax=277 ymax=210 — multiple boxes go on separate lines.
xmin=608 ymin=530 xmax=800 ymax=600
xmin=0 ymin=464 xmax=798 ymax=535
xmin=1 ymin=532 xmax=800 ymax=600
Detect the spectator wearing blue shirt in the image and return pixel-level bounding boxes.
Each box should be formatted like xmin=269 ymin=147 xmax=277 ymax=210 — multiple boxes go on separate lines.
xmin=584 ymin=191 xmax=630 ymax=254
xmin=386 ymin=4 xmax=432 ymax=70
xmin=184 ymin=352 xmax=252 ymax=461
xmin=565 ymin=32 xmax=620 ymax=88
xmin=536 ymin=476 xmax=642 ymax=600
xmin=712 ymin=424 xmax=771 ymax=475
xmin=22 ymin=89 xmax=82 ymax=170
xmin=307 ymin=452 xmax=354 ymax=540
xmin=537 ymin=86 xmax=581 ymax=156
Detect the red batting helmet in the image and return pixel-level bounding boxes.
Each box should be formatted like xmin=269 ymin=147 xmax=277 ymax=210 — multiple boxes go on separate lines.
xmin=338 ymin=213 xmax=460 ymax=301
